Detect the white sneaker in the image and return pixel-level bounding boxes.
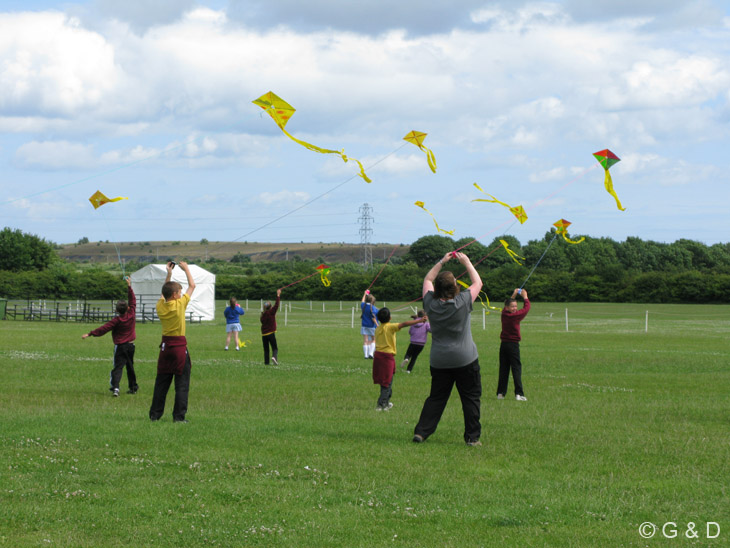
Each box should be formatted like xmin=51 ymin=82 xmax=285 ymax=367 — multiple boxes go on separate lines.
xmin=224 ymin=347 xmax=228 ymax=351
xmin=400 ymin=358 xmax=410 ymax=369
xmin=516 ymin=395 xmax=527 ymax=401
xmin=235 ymin=347 xmax=239 ymax=351
xmin=113 ymin=388 xmax=119 ymax=397
xmin=271 ymin=357 xmax=279 ymax=365
xmin=497 ymin=394 xmax=504 ymax=400
xmin=383 ymin=402 xmax=393 ymax=410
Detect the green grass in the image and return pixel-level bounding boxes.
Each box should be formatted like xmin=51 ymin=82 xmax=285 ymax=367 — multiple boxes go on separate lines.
xmin=1 ymin=302 xmax=729 ymax=547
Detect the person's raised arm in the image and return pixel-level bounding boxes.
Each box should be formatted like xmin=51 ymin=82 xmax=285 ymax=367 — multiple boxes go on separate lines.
xmin=454 ymin=252 xmax=482 ymax=303
xmin=179 ymin=261 xmax=196 ymax=296
xmin=398 ymin=316 xmax=428 ymax=329
xmin=361 ymin=290 xmax=369 ymax=303
xmin=423 ymin=252 xmax=453 ymax=297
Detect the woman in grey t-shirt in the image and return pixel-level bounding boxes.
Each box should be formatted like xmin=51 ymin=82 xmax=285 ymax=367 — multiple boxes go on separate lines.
xmin=413 ymin=251 xmax=484 ymax=446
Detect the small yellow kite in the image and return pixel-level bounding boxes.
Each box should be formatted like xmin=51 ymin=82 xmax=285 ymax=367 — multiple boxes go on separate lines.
xmin=316 ymin=264 xmax=331 ymax=287
xmin=88 ymin=190 xmax=128 ymax=210
xmin=472 ymin=183 xmax=528 ymax=224
xmin=414 ymin=201 xmax=454 ymax=235
xmin=500 ymin=239 xmax=525 ymax=265
xmin=553 ymin=219 xmax=585 ymax=244
xmin=457 ymin=280 xmax=501 ymax=313
xmin=253 ymin=91 xmax=371 ymax=183
xmin=593 ymin=149 xmax=625 ymax=211
xmin=403 ymin=131 xmax=437 ymax=173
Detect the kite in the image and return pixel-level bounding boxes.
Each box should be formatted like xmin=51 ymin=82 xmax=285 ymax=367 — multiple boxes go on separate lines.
xmin=403 ymin=131 xmax=437 ymax=173
xmin=253 ymin=91 xmax=371 ymax=183
xmin=553 ymin=219 xmax=585 ymax=244
xmin=457 ymin=280 xmax=501 ymax=313
xmin=593 ymin=149 xmax=625 ymax=211
xmin=472 ymin=183 xmax=528 ymax=224
xmin=500 ymin=239 xmax=525 ymax=265
xmin=316 ymin=264 xmax=331 ymax=287
xmin=89 ymin=190 xmax=128 ymax=209
xmin=414 ymin=201 xmax=455 ymax=235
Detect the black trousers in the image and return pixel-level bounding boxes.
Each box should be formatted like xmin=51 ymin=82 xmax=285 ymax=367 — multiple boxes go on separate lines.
xmin=110 ymin=342 xmax=137 ymax=391
xmin=414 ymin=359 xmax=482 ymax=443
xmin=149 ymin=352 xmax=191 ymax=422
xmin=497 ymin=341 xmax=524 ymax=396
xmin=403 ymin=343 xmax=425 ymax=372
xmin=262 ymin=333 xmax=278 ymax=364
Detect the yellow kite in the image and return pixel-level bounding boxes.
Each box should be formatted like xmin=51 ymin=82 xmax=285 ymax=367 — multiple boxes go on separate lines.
xmin=593 ymin=149 xmax=625 ymax=211
xmin=253 ymin=91 xmax=371 ymax=183
xmin=472 ymin=183 xmax=528 ymax=224
xmin=500 ymin=239 xmax=525 ymax=265
xmin=553 ymin=219 xmax=585 ymax=244
xmin=88 ymin=190 xmax=128 ymax=210
xmin=414 ymin=201 xmax=454 ymax=235
xmin=403 ymin=131 xmax=437 ymax=173
xmin=457 ymin=280 xmax=501 ymax=313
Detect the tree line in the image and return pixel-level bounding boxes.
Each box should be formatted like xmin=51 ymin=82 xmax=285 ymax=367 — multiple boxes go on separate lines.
xmin=1 ymin=227 xmax=729 ymax=303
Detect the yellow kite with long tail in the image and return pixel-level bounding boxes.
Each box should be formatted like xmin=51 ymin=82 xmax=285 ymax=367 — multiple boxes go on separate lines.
xmin=472 ymin=183 xmax=528 ymax=224
xmin=403 ymin=131 xmax=437 ymax=173
xmin=414 ymin=201 xmax=454 ymax=235
xmin=253 ymin=91 xmax=371 ymax=183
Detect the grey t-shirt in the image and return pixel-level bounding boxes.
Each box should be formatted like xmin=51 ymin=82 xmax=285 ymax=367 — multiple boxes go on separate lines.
xmin=423 ymin=289 xmax=478 ymax=369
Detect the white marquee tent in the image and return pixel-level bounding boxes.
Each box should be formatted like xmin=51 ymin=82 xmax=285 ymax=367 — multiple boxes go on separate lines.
xmin=130 ymin=264 xmax=216 ymax=321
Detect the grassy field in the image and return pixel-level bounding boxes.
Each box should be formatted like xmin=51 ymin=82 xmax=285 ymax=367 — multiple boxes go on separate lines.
xmin=1 ymin=302 xmax=728 ymax=547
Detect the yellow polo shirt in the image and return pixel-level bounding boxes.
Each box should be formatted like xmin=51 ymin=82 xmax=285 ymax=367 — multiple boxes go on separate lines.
xmin=157 ymin=294 xmax=191 ymax=336
xmin=374 ymin=322 xmax=401 ymax=355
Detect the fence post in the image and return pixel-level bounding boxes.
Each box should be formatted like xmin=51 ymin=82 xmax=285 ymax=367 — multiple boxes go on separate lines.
xmin=340 ymin=301 xmax=342 ymax=311
xmin=323 ymin=302 xmax=325 ymax=313
xmin=351 ymin=307 xmax=355 ymax=328
xmin=565 ymin=308 xmax=569 ymax=332
xmin=645 ymin=310 xmax=648 ymax=333
xmin=285 ymin=306 xmax=288 ymax=327
xmin=482 ymin=308 xmax=486 ymax=330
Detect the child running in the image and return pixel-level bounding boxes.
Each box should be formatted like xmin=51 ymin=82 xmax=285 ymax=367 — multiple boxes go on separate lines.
xmin=81 ymin=276 xmax=138 ymax=396
xmin=497 ymin=288 xmax=531 ymax=401
xmin=373 ymin=308 xmax=426 ymax=411
xmin=400 ymin=310 xmax=430 ymax=374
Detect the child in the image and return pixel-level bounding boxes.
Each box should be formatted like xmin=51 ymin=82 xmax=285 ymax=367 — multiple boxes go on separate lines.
xmin=223 ymin=297 xmax=245 ymax=350
xmin=260 ymin=289 xmax=281 ymax=365
xmin=497 ymin=288 xmax=530 ymax=401
xmin=81 ymin=277 xmax=138 ymax=396
xmin=373 ymin=307 xmax=426 ymax=411
xmin=360 ymin=290 xmax=378 ymax=359
xmin=149 ymin=261 xmax=196 ymax=422
xmin=400 ymin=310 xmax=430 ymax=374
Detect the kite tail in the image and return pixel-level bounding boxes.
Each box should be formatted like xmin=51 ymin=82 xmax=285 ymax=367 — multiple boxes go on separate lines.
xmin=500 ymin=239 xmax=525 ymax=265
xmin=561 ymin=233 xmax=585 ymax=245
xmin=604 ymin=171 xmax=626 ymax=211
xmin=425 ymin=148 xmax=437 ymax=173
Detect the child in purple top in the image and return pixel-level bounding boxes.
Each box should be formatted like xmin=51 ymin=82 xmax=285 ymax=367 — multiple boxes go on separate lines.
xmin=400 ymin=310 xmax=431 ymax=373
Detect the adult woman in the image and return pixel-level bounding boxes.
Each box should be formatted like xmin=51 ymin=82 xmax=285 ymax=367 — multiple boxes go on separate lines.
xmin=223 ymin=297 xmax=245 ymax=351
xmin=360 ymin=291 xmax=379 ymax=359
xmin=412 ymin=251 xmax=483 ymax=446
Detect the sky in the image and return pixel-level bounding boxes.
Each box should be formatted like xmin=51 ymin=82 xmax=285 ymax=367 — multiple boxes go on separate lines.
xmin=1 ymin=0 xmax=729 ymax=254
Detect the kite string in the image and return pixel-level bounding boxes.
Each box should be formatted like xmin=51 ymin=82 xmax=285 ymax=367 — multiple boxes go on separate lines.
xmin=278 ymin=271 xmax=318 ymax=291
xmin=365 ymin=216 xmax=417 ymax=291
xmin=208 ymin=142 xmax=409 ymax=258
xmin=99 ymin=207 xmax=126 ymax=277
xmin=519 ymin=232 xmax=558 ymax=291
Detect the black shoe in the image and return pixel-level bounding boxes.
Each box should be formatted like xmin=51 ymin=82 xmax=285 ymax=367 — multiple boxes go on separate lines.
xmin=412 ymin=434 xmax=424 ymax=443
xmin=127 ymin=387 xmax=138 ymax=394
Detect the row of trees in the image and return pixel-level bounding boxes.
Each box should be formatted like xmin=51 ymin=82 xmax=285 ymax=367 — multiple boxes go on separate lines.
xmin=1 ymin=228 xmax=729 ymax=303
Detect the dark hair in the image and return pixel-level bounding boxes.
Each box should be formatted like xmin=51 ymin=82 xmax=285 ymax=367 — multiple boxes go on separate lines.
xmin=229 ymin=297 xmax=237 ymax=308
xmin=410 ymin=309 xmax=426 ymax=320
xmin=115 ymin=301 xmax=128 ymax=315
xmin=433 ymin=271 xmax=459 ymax=300
xmin=504 ymin=297 xmax=517 ymax=307
xmin=376 ymin=307 xmax=391 ymax=324
xmin=162 ymin=281 xmax=182 ymax=300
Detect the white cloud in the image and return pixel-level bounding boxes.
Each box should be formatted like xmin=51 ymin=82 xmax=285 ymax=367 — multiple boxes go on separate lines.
xmin=254 ymin=190 xmax=311 ymax=206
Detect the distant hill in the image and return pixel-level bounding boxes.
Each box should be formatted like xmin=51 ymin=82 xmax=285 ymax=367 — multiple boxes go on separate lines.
xmin=57 ymin=241 xmax=410 ymax=264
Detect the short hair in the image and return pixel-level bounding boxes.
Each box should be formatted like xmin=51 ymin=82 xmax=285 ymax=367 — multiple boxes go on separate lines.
xmin=433 ymin=271 xmax=459 ymax=300
xmin=229 ymin=297 xmax=237 ymax=307
xmin=162 ymin=281 xmax=182 ymax=300
xmin=115 ymin=301 xmax=128 ymax=315
xmin=376 ymin=307 xmax=391 ymax=323
xmin=504 ymin=297 xmax=517 ymax=307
